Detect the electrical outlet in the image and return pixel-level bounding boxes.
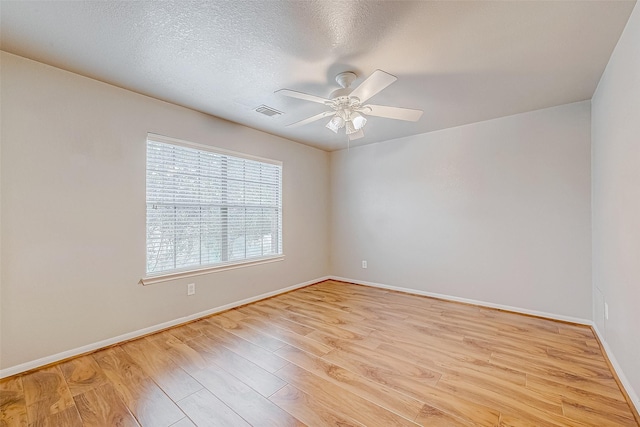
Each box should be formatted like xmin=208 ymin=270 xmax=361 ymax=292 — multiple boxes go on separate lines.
xmin=362 ymin=260 xmax=367 ymax=269
xmin=187 ymin=283 xmax=196 ymax=296
xmin=605 ymin=302 xmax=609 ymax=320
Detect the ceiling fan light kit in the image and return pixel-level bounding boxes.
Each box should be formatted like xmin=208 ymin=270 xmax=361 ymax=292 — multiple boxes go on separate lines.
xmin=350 ymin=112 xmax=367 ymax=131
xmin=276 ymin=69 xmax=424 ymax=142
xmin=326 ymin=115 xmax=344 ymax=133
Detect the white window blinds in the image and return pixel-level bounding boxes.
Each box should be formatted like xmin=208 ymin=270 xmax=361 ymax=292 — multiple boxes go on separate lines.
xmin=146 ymin=136 xmax=282 ymax=275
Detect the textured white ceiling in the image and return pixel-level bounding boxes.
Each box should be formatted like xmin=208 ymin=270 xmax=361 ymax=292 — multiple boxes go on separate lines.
xmin=1 ymin=1 xmax=636 ymax=151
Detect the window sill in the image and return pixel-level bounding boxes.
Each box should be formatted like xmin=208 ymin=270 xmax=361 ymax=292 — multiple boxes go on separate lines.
xmin=140 ymin=255 xmax=285 ymax=286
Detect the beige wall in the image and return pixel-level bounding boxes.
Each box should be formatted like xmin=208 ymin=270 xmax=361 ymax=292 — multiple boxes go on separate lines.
xmin=330 ymin=101 xmax=592 ymax=320
xmin=592 ymin=2 xmax=640 ymax=408
xmin=0 ymin=52 xmax=330 ymax=370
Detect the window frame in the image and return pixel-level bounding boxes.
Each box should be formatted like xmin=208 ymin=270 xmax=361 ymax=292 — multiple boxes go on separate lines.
xmin=141 ymin=133 xmax=284 ymax=285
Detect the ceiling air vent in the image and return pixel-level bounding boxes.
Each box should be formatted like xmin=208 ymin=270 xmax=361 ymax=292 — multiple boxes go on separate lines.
xmin=255 ymin=105 xmax=283 ymax=117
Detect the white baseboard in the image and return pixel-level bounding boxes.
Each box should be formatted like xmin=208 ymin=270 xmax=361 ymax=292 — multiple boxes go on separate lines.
xmin=330 ymin=276 xmax=591 ymax=325
xmin=0 ymin=276 xmax=329 ymax=379
xmin=592 ymin=325 xmax=640 ymax=417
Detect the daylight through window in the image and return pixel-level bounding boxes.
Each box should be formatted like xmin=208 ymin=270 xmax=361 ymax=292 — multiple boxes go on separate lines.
xmin=146 ymin=135 xmax=282 ymax=275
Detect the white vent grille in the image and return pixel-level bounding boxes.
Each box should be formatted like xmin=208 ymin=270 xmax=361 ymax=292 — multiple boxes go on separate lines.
xmin=255 ymin=105 xmax=283 ymax=117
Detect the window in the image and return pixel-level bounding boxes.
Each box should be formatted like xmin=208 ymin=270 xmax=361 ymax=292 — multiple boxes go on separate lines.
xmin=145 ymin=134 xmax=282 ymax=277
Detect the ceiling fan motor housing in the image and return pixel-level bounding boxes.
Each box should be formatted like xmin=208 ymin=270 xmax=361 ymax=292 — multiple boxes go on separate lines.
xmin=330 ymin=71 xmax=358 ymax=99
xmin=335 ymin=71 xmax=357 ymax=88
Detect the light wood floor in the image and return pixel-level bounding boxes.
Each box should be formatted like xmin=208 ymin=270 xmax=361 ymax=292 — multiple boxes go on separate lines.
xmin=1 ymin=280 xmax=638 ymax=426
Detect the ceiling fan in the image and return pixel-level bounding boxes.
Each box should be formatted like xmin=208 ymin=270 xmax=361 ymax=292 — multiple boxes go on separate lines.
xmin=276 ymin=69 xmax=423 ymax=141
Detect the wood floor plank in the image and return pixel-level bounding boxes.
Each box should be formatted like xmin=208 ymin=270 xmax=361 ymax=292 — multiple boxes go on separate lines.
xmin=122 ymin=338 xmax=203 ymax=402
xmin=185 ymin=334 xmax=287 ymax=397
xmin=492 ymin=323 xmax=601 ymax=354
xmin=470 ymin=334 xmax=602 ymax=364
xmin=176 ymin=389 xmax=250 ymax=427
xmin=253 ymin=298 xmax=291 ymax=310
xmin=319 ymin=342 xmax=501 ymax=427
xmin=73 ymin=384 xmax=139 ymax=427
xmin=2 ymin=280 xmax=637 ymax=427
xmin=443 ymin=369 xmax=564 ymax=415
xmin=438 ymin=358 xmax=526 ymax=387
xmin=367 ymin=339 xmax=543 ymax=407
xmin=149 ymin=331 xmax=210 ymax=375
xmin=437 ymin=374 xmax=589 ymax=427
xmin=22 ymin=366 xmax=75 ymax=422
xmin=557 ymin=324 xmax=598 ymax=339
xmin=59 ymin=355 xmax=108 ymax=397
xmin=221 ymin=309 xmax=247 ymax=322
xmin=545 ymin=347 xmax=609 ymax=369
xmin=279 ymin=293 xmax=386 ymax=323
xmin=204 ymin=316 xmax=287 ymax=352
xmin=191 ymin=364 xmax=302 ymax=427
xmin=169 ymin=418 xmax=196 ymax=427
xmin=323 ymin=341 xmax=442 ymax=385
xmin=499 ymin=413 xmax=547 ymax=427
xmin=561 ymin=398 xmax=637 ymax=426
xmin=93 ymin=347 xmax=185 ymax=427
xmin=368 ymin=322 xmax=495 ymax=362
xmin=277 ymin=296 xmax=367 ymax=326
xmin=191 ymin=321 xmax=289 ymax=373
xmin=237 ymin=305 xmax=316 ymax=336
xmin=287 ymin=310 xmax=376 ymax=337
xmin=375 ymin=337 xmax=480 ymax=370
xmin=0 ymin=376 xmax=28 ymax=427
xmin=510 ymin=371 xmax=634 ymax=425
xmin=279 ymin=310 xmax=372 ymax=341
xmin=269 ymin=384 xmax=365 ymax=427
xmin=491 ymin=351 xmax=622 ymax=396
xmin=165 ymin=324 xmax=204 ymax=343
xmin=239 ymin=317 xmax=333 ymax=357
xmin=525 ymin=373 xmax=631 ymax=414
xmin=305 ymin=329 xmax=384 ymax=351
xmin=27 ymin=406 xmax=83 ymax=427
xmin=275 ymin=363 xmax=420 ymax=427
xmin=413 ymin=404 xmax=473 ymax=427
xmin=275 ymin=344 xmax=423 ymax=421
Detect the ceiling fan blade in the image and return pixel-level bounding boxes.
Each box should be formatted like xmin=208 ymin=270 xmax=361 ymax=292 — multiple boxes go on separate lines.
xmin=275 ymin=89 xmax=331 ymax=104
xmin=348 ymin=129 xmax=365 ymax=141
xmin=286 ymin=110 xmax=335 ymax=127
xmin=349 ymin=70 xmax=398 ymax=104
xmin=362 ymin=104 xmax=423 ymax=121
